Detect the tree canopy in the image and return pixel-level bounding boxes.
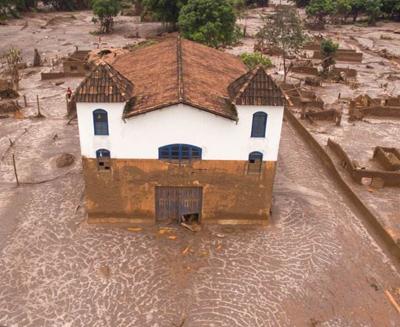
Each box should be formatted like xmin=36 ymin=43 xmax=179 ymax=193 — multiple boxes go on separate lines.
xmin=179 ymin=0 xmax=238 ymax=48
xmin=256 ymin=6 xmax=307 ymax=81
xmin=92 ymin=0 xmax=121 ymax=33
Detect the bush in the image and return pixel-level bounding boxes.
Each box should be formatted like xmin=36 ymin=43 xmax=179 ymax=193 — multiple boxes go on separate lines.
xmin=240 ymin=52 xmax=272 ymax=69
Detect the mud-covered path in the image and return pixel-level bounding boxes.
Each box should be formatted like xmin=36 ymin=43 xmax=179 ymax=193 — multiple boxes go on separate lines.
xmin=0 ymin=114 xmax=399 ymax=326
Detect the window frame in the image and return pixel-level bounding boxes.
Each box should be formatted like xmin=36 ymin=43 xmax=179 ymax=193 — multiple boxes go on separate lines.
xmin=93 ymin=109 xmax=109 ymax=136
xmin=250 ymin=111 xmax=268 ymax=138
xmin=158 ymin=144 xmax=202 ymax=161
xmin=96 ymin=148 xmax=111 ymax=171
xmin=247 ymin=151 xmax=263 ymax=174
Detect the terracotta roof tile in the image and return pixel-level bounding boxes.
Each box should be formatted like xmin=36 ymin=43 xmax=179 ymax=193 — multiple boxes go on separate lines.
xmin=229 ymin=66 xmax=284 ymax=106
xmin=74 ymin=63 xmax=133 ymax=103
xmin=76 ymin=37 xmax=283 ymax=118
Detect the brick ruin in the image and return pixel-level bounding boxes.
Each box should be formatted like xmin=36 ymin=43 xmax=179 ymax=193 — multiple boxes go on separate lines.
xmin=41 ymin=48 xmax=91 ymax=80
xmin=327 ymin=139 xmax=400 ymax=187
xmin=373 ymin=147 xmax=400 ymax=171
xmin=349 ymin=94 xmax=400 ymax=120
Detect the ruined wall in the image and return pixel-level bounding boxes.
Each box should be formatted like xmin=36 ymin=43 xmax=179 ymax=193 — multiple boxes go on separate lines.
xmin=312 ymin=50 xmax=363 ymax=62
xmin=82 ymin=158 xmax=277 ymax=224
xmin=41 ymin=72 xmax=86 ymax=80
xmin=373 ymin=147 xmax=400 ymax=171
xmin=285 ymin=108 xmax=400 ymax=258
xmin=63 ymin=61 xmax=91 ymax=74
xmin=349 ymin=105 xmax=400 ymax=120
xmin=327 ymin=139 xmax=400 ymax=187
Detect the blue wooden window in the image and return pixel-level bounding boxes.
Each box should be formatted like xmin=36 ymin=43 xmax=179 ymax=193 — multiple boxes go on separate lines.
xmin=96 ymin=149 xmax=111 ymax=158
xmin=159 ymin=144 xmax=202 ymax=160
xmin=93 ymin=109 xmax=109 ymax=135
xmin=249 ymin=151 xmax=263 ymax=163
xmin=251 ymin=112 xmax=267 ymax=138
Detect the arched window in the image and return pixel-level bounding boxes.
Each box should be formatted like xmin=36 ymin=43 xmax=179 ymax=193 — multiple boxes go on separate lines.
xmin=251 ymin=112 xmax=267 ymax=138
xmin=159 ymin=144 xmax=202 ymax=161
xmin=249 ymin=151 xmax=263 ymax=163
xmin=96 ymin=148 xmax=111 ymax=171
xmin=93 ymin=109 xmax=109 ymax=135
xmin=248 ymin=151 xmax=263 ymax=174
xmin=96 ymin=149 xmax=111 ymax=158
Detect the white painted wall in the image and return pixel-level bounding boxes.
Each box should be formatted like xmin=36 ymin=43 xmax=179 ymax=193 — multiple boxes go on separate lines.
xmin=76 ymin=102 xmax=284 ymax=161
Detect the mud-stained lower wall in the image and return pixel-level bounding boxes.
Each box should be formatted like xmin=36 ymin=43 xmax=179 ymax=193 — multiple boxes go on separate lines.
xmin=82 ymin=158 xmax=277 ymax=224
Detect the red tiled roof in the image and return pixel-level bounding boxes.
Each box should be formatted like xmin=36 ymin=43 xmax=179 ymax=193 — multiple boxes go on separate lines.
xmin=76 ymin=37 xmax=283 ymax=119
xmin=228 ymin=66 xmax=284 ymax=106
xmin=74 ymin=63 xmax=133 ymax=103
xmin=113 ymin=37 xmax=248 ymax=120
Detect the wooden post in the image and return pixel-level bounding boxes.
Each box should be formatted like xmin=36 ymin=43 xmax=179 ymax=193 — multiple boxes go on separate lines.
xmin=23 ymin=95 xmax=27 ymax=107
xmin=12 ymin=154 xmax=19 ymax=187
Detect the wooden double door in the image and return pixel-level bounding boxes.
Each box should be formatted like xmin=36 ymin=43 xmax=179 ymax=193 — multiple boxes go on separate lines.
xmin=155 ymin=186 xmax=203 ymax=222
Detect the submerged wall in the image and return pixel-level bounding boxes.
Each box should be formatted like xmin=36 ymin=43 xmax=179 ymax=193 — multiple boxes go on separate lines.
xmin=82 ymin=158 xmax=277 ymax=225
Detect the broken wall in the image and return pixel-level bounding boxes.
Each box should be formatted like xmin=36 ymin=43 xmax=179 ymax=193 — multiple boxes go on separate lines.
xmin=327 ymin=139 xmax=400 ymax=187
xmin=373 ymin=147 xmax=400 ymax=171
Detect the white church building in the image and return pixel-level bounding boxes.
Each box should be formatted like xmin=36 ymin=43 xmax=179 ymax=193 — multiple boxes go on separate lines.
xmin=74 ymin=37 xmax=285 ymax=225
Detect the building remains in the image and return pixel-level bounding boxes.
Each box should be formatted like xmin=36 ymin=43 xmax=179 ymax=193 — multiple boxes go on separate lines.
xmin=74 ymin=37 xmax=285 ymax=225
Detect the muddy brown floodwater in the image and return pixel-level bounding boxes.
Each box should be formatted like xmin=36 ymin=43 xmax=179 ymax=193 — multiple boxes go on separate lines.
xmin=0 ymin=6 xmax=400 ymax=327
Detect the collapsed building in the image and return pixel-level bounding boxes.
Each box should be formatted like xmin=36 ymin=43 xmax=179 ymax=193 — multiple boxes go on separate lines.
xmin=349 ymin=94 xmax=400 ymax=120
xmin=328 ymin=139 xmax=400 ymax=187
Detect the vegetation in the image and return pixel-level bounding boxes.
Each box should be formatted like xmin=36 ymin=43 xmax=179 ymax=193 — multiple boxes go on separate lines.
xmin=240 ymin=52 xmax=272 ymax=69
xmin=256 ymin=6 xmax=307 ymax=82
xmin=91 ymin=0 xmax=121 ymax=33
xmin=141 ymin=0 xmax=187 ymax=26
xmin=1 ymin=47 xmax=22 ymax=90
xmin=179 ymin=0 xmax=238 ymax=48
xmin=42 ymin=0 xmax=91 ymax=10
xmin=298 ymin=0 xmax=400 ymax=26
xmin=305 ymin=0 xmax=335 ymax=27
xmin=320 ymin=38 xmax=338 ymax=75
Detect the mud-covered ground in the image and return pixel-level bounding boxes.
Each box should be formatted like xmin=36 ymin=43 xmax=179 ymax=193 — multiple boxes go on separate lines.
xmin=0 ymin=7 xmax=400 ymax=327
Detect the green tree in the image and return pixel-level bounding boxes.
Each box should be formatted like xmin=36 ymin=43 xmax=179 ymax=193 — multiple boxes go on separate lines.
xmin=320 ymin=38 xmax=338 ymax=75
xmin=142 ymin=0 xmax=187 ymax=26
xmin=305 ymin=0 xmax=335 ymax=27
xmin=256 ymin=6 xmax=307 ymax=82
xmin=92 ymin=0 xmax=121 ymax=33
xmin=292 ymin=0 xmax=310 ymax=7
xmin=0 ymin=0 xmax=15 ymax=18
xmin=335 ymin=0 xmax=352 ymax=23
xmin=179 ymin=0 xmax=237 ymax=48
xmin=381 ymin=0 xmax=400 ymax=19
xmin=16 ymin=0 xmax=38 ymax=11
xmin=364 ymin=0 xmax=382 ymax=25
xmin=240 ymin=52 xmax=272 ymax=69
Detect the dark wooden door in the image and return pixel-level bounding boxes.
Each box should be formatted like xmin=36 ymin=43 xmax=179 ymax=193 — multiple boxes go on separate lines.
xmin=155 ymin=187 xmax=202 ymax=222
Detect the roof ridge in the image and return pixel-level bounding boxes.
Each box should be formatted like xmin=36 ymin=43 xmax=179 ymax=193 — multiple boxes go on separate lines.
xmin=177 ymin=36 xmax=184 ymax=102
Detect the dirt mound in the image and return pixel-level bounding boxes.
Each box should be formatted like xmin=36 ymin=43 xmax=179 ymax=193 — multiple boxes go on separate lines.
xmin=56 ymin=153 xmax=75 ymax=168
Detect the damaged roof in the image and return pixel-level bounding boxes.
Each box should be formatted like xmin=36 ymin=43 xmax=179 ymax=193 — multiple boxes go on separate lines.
xmin=74 ymin=63 xmax=133 ymax=103
xmin=76 ymin=37 xmax=283 ymax=120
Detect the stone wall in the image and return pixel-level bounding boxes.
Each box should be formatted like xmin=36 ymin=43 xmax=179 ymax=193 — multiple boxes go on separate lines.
xmin=82 ymin=158 xmax=277 ymax=225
